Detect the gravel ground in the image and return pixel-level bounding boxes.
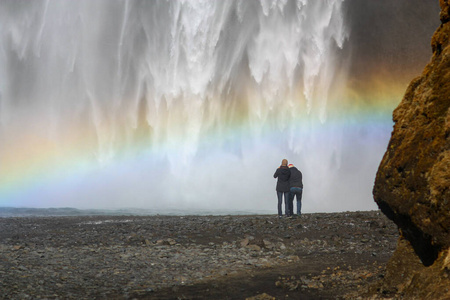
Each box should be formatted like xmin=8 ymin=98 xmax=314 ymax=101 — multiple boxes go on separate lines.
xmin=0 ymin=211 xmax=398 ymax=299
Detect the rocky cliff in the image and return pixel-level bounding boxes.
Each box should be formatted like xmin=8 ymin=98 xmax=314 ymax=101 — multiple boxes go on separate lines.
xmin=373 ymin=0 xmax=450 ymax=298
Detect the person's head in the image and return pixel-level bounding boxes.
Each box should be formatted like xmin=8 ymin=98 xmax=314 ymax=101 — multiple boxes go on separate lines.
xmin=288 ymin=164 xmax=294 ymax=168
xmin=281 ymin=159 xmax=288 ymax=166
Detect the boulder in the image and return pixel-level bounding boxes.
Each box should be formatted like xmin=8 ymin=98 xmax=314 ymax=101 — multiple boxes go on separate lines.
xmin=373 ymin=0 xmax=450 ymax=297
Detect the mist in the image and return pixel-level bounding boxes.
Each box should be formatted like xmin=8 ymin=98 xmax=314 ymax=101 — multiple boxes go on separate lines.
xmin=0 ymin=0 xmax=440 ymax=213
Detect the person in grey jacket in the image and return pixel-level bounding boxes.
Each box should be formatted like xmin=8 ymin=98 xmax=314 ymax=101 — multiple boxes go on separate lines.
xmin=288 ymin=164 xmax=303 ymax=216
xmin=273 ymin=159 xmax=291 ymax=218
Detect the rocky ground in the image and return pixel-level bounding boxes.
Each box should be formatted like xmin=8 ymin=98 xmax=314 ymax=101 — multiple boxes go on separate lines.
xmin=0 ymin=211 xmax=398 ymax=299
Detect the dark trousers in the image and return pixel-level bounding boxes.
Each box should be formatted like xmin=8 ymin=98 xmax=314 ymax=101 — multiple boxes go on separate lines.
xmin=277 ymin=191 xmax=290 ymax=216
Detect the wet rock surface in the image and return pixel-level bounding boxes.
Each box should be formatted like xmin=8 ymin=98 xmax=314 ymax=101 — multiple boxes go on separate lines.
xmin=372 ymin=0 xmax=450 ymax=298
xmin=0 ymin=211 xmax=398 ymax=299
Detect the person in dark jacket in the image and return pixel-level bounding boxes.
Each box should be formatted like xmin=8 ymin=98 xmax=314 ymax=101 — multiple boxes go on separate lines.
xmin=288 ymin=164 xmax=303 ymax=216
xmin=273 ymin=159 xmax=291 ymax=218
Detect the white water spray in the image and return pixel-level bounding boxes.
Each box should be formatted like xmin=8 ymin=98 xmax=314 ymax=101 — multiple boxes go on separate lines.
xmin=0 ymin=0 xmax=388 ymax=213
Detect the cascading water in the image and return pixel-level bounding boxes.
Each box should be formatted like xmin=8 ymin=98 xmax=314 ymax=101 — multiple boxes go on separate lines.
xmin=0 ymin=0 xmax=438 ymax=213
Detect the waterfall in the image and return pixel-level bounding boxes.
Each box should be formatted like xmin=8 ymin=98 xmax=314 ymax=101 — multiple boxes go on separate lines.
xmin=0 ymin=0 xmax=394 ymax=212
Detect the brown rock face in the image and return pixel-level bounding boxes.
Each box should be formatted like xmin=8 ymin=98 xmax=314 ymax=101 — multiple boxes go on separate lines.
xmin=373 ymin=0 xmax=450 ymax=297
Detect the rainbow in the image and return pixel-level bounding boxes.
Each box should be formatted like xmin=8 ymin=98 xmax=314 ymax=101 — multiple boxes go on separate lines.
xmin=0 ymin=84 xmax=404 ymax=212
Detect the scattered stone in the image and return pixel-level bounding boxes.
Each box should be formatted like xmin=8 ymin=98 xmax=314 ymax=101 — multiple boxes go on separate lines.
xmin=0 ymin=211 xmax=398 ymax=299
xmin=245 ymin=293 xmax=275 ymax=300
xmin=240 ymin=238 xmax=250 ymax=247
xmin=246 ymin=244 xmax=261 ymax=252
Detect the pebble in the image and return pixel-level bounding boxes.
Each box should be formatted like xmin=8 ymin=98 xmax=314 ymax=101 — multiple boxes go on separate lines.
xmin=0 ymin=211 xmax=398 ymax=299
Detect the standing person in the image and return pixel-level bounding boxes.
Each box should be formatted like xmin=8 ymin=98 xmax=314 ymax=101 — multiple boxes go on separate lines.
xmin=273 ymin=159 xmax=291 ymax=218
xmin=288 ymin=163 xmax=303 ymax=216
